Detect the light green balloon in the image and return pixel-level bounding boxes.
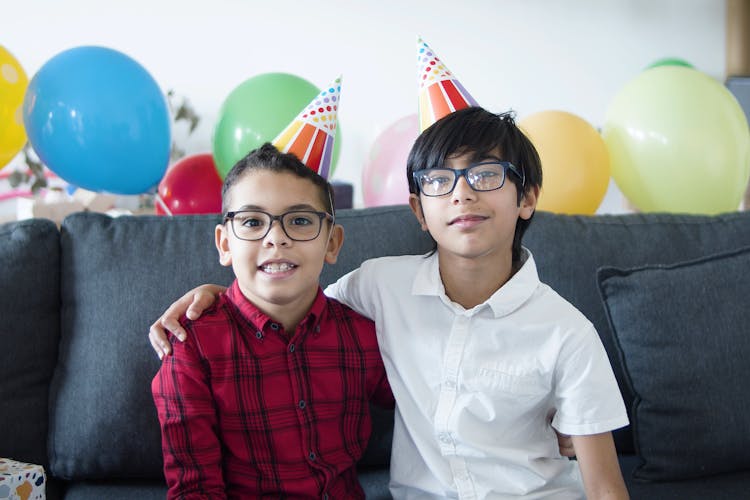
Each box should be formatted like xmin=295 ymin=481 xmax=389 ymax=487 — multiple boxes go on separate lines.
xmin=212 ymin=72 xmax=341 ymax=178
xmin=603 ymin=66 xmax=750 ymax=214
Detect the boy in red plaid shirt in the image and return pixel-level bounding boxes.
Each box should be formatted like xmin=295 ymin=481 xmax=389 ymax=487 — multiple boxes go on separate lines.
xmin=152 ymin=144 xmax=393 ymax=499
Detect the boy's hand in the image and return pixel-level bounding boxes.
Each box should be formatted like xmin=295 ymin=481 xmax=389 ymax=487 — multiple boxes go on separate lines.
xmin=148 ymin=284 xmax=227 ymax=359
xmin=556 ymin=431 xmax=575 ymax=457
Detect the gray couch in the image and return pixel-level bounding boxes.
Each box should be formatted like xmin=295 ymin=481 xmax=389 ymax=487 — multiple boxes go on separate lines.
xmin=2 ymin=205 xmax=750 ymax=499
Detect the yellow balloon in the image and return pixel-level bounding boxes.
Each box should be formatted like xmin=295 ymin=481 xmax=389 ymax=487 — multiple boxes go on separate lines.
xmin=519 ymin=110 xmax=610 ymax=215
xmin=0 ymin=45 xmax=28 ymax=170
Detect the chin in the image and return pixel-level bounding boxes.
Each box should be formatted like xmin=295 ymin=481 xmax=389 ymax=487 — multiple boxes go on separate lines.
xmin=449 ymin=244 xmax=501 ymax=260
xmin=263 ymin=285 xmax=317 ymax=304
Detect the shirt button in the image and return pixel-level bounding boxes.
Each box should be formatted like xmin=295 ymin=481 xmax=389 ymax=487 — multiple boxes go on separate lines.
xmin=308 ymin=451 xmax=316 ymax=461
xmin=270 ymin=322 xmax=280 ymax=330
xmin=439 ymin=433 xmax=451 ymax=444
xmin=298 ymin=400 xmax=306 ymax=409
xmin=255 ymin=331 xmax=263 ymax=339
xmin=322 ymin=494 xmax=328 ymax=500
xmin=289 ymin=344 xmax=295 ymax=353
xmin=314 ymin=325 xmax=320 ymax=333
xmin=444 ymin=380 xmax=456 ymax=389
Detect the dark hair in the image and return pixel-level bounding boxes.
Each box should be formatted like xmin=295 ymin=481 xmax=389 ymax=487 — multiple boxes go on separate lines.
xmin=221 ymin=143 xmax=335 ymax=215
xmin=406 ymin=107 xmax=543 ymax=263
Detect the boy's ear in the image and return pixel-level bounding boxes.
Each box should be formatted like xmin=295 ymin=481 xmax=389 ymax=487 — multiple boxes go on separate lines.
xmin=215 ymin=223 xmax=233 ymax=267
xmin=409 ymin=194 xmax=429 ymax=231
xmin=324 ymin=223 xmax=345 ymax=265
xmin=519 ymin=185 xmax=540 ymax=221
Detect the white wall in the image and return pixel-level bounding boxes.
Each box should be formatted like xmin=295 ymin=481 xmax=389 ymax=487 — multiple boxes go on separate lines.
xmin=1 ymin=0 xmax=726 ymax=212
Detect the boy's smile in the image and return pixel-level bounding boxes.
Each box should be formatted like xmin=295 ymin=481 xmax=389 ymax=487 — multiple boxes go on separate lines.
xmin=448 ymin=212 xmax=489 ymax=228
xmin=259 ymin=260 xmax=297 ymax=275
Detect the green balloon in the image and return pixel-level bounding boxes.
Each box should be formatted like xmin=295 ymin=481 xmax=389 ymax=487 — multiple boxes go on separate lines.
xmin=603 ymin=66 xmax=750 ymax=214
xmin=212 ymin=72 xmax=341 ymax=178
xmin=646 ymin=57 xmax=694 ymax=70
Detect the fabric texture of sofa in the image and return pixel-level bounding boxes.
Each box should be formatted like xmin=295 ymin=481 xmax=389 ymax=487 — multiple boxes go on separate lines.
xmin=2 ymin=205 xmax=750 ymax=499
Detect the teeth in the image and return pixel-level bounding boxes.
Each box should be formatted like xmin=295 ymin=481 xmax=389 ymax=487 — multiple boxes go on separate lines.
xmin=261 ymin=263 xmax=296 ymax=273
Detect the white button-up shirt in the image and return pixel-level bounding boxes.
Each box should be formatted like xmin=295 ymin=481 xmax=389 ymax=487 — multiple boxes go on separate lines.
xmin=326 ymin=250 xmax=628 ymax=499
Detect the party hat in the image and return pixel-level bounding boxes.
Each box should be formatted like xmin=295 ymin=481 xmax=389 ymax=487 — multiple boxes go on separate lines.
xmin=417 ymin=37 xmax=478 ymax=132
xmin=273 ymin=76 xmax=341 ymax=179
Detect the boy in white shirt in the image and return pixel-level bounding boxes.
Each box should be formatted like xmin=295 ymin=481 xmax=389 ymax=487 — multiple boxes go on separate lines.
xmin=328 ymin=107 xmax=628 ymax=499
xmin=149 ymin=106 xmax=629 ymax=499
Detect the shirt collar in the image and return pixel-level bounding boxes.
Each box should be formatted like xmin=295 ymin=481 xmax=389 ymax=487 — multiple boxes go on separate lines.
xmin=411 ymin=248 xmax=540 ymax=318
xmin=226 ymin=280 xmax=327 ymax=333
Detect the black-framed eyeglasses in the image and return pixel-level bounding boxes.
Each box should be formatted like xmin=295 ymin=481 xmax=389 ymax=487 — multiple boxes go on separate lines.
xmin=413 ymin=161 xmax=525 ymax=197
xmin=223 ymin=210 xmax=334 ymax=242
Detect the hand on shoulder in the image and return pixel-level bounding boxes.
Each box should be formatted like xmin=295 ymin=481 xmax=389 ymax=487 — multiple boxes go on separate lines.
xmin=149 ymin=284 xmax=227 ymax=358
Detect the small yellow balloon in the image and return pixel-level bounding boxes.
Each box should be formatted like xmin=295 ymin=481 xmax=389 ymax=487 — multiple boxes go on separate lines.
xmin=520 ymin=110 xmax=611 ymax=215
xmin=0 ymin=45 xmax=28 ymax=170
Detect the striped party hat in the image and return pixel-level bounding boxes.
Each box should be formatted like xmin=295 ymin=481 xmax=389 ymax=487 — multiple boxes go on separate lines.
xmin=417 ymin=37 xmax=478 ymax=132
xmin=273 ymin=76 xmax=341 ymax=179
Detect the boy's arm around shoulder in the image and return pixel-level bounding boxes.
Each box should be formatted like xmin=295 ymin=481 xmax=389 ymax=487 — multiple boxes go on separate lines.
xmin=149 ymin=283 xmax=228 ymax=358
xmin=572 ymin=432 xmax=629 ymax=500
xmin=152 ymin=323 xmax=226 ymax=499
xmin=324 ymin=259 xmax=382 ymax=319
xmin=325 ymin=263 xmax=372 ymax=317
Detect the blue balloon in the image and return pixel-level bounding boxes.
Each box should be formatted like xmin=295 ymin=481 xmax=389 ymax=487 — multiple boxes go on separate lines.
xmin=23 ymin=46 xmax=171 ymax=194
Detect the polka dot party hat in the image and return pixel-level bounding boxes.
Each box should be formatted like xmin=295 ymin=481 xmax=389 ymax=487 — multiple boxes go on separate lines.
xmin=417 ymin=37 xmax=478 ymax=132
xmin=273 ymin=76 xmax=341 ymax=179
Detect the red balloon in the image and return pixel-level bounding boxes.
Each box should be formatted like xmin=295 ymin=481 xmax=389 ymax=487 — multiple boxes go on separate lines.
xmin=156 ymin=153 xmax=223 ymax=215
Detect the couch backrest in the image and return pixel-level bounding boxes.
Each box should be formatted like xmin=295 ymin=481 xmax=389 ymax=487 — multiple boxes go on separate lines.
xmin=320 ymin=205 xmax=434 ymax=286
xmin=50 ymin=213 xmax=234 ymax=479
xmin=0 ymin=219 xmax=60 ymax=469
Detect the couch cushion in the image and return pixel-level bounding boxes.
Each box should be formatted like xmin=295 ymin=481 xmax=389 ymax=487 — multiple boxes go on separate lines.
xmin=619 ymin=455 xmax=750 ymax=500
xmin=524 ymin=210 xmax=750 ymax=453
xmin=0 ymin=219 xmax=60 ymax=468
xmin=61 ymin=480 xmax=166 ymax=500
xmin=49 ymin=213 xmax=234 ymax=479
xmin=598 ymin=246 xmax=750 ymax=480
xmin=357 ymin=468 xmax=393 ymax=500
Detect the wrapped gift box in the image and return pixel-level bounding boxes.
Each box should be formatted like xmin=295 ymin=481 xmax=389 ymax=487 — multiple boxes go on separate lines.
xmin=0 ymin=458 xmax=45 ymax=500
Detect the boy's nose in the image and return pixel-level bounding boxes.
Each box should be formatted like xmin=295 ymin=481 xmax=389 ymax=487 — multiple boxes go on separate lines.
xmin=262 ymin=221 xmax=291 ymax=246
xmin=451 ymin=175 xmax=477 ymax=203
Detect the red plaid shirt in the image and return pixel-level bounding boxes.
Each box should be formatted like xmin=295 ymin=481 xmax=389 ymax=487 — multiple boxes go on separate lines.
xmin=152 ymin=281 xmax=394 ymax=499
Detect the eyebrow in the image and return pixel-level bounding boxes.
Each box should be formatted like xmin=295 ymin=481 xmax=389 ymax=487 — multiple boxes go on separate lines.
xmin=444 ymin=151 xmax=503 ymax=164
xmin=438 ymin=155 xmax=504 ymax=169
xmin=471 ymin=153 xmax=503 ymax=163
xmin=234 ymin=203 xmax=321 ymax=212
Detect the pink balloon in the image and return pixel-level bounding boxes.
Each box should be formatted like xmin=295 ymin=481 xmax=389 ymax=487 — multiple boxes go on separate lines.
xmin=362 ymin=114 xmax=418 ymax=207
xmin=156 ymin=153 xmax=223 ymax=215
